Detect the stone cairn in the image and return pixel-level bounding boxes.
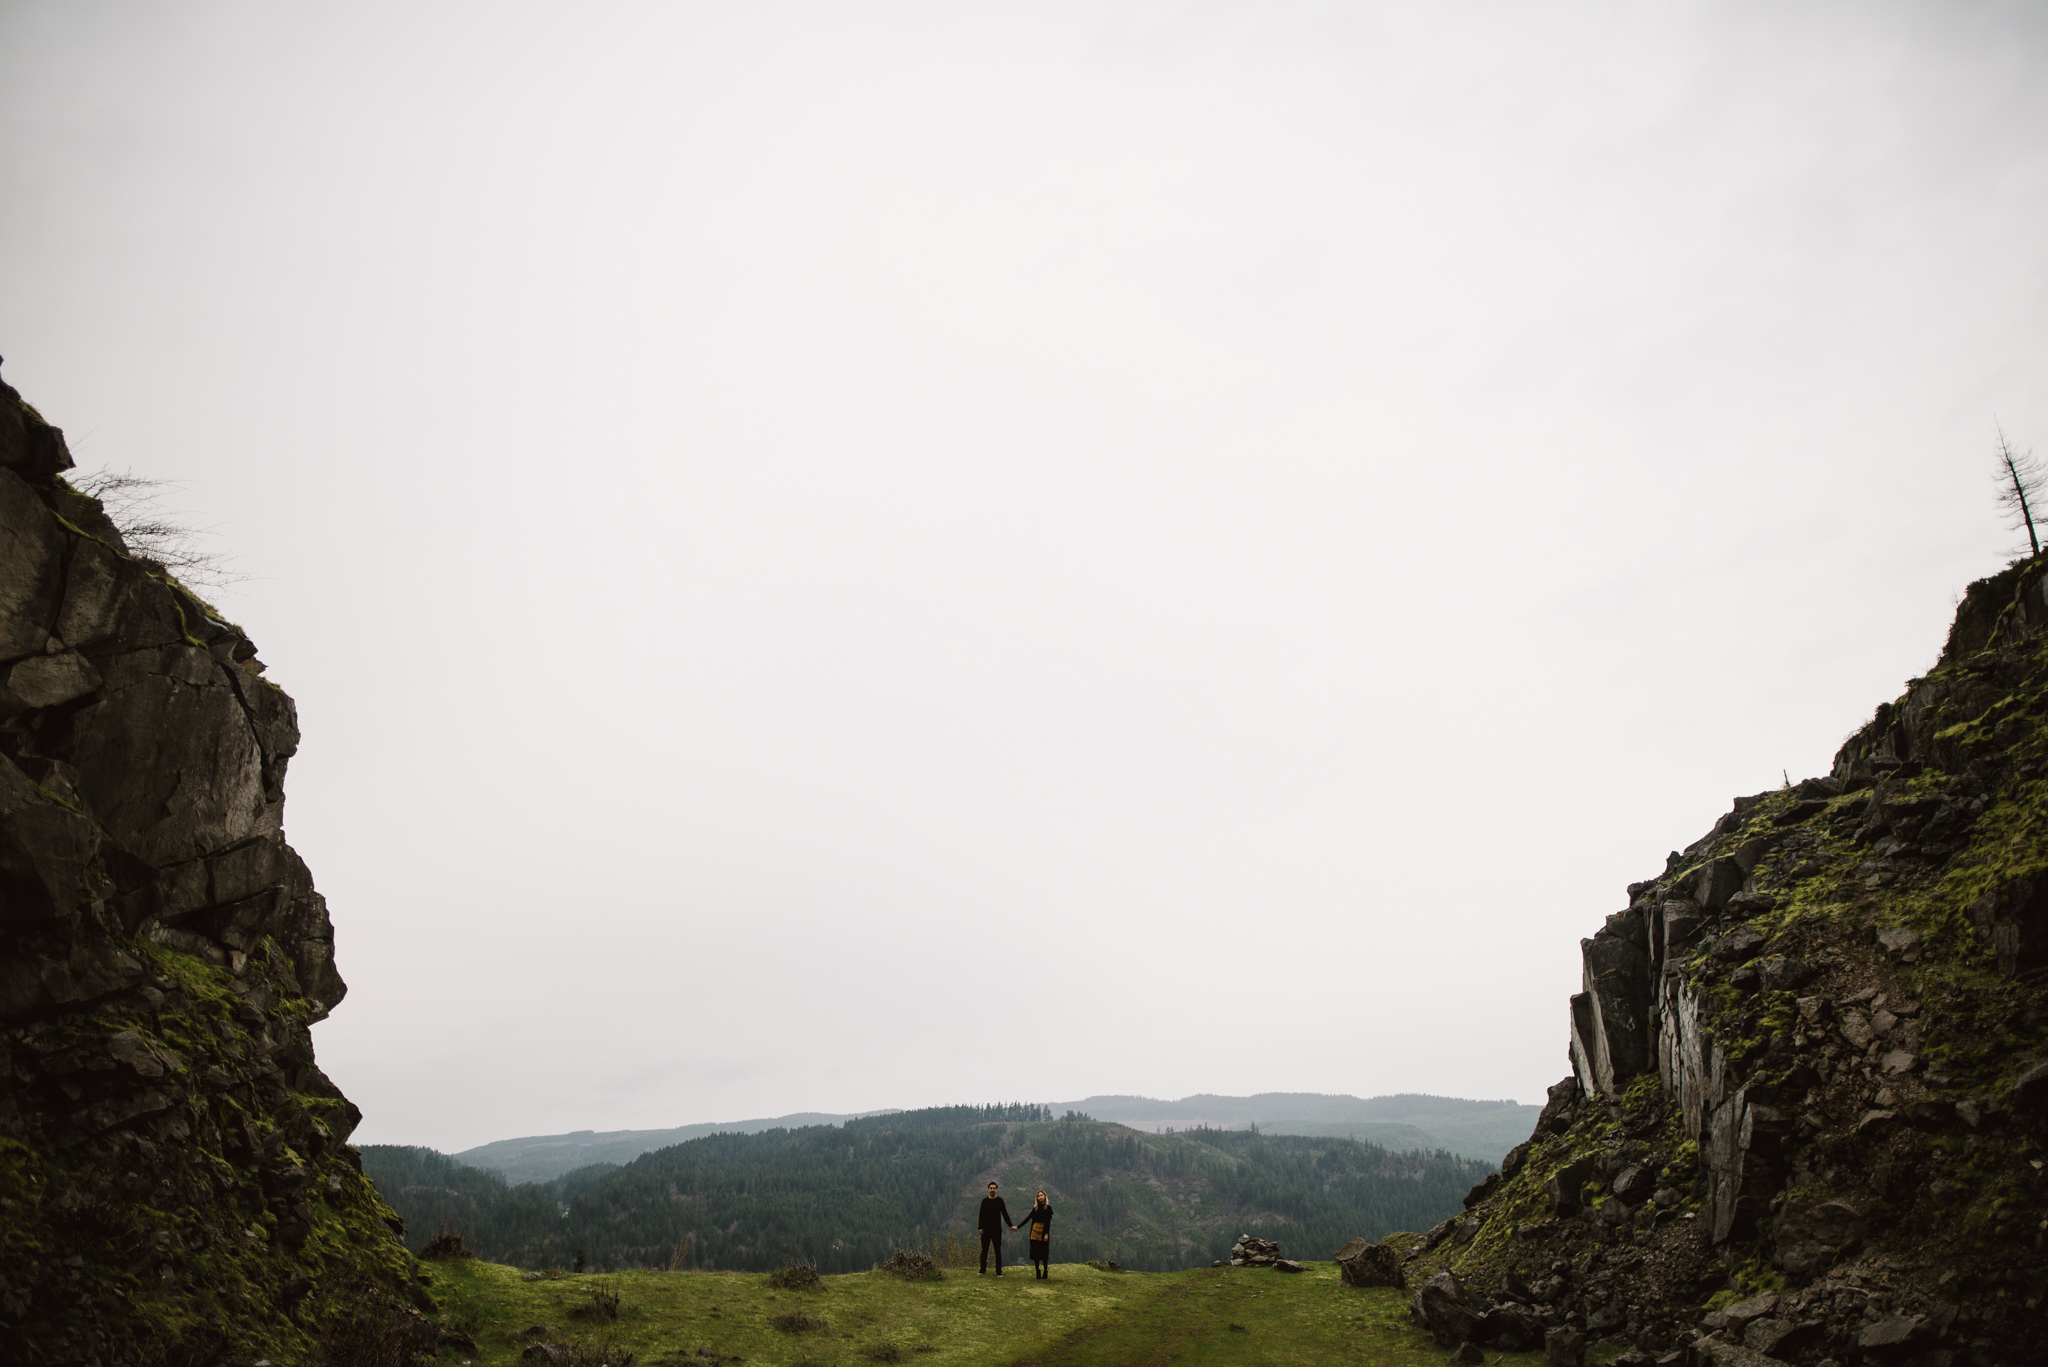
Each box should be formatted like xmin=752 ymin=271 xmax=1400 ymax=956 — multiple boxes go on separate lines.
xmin=1222 ymin=1234 xmax=1303 ymax=1272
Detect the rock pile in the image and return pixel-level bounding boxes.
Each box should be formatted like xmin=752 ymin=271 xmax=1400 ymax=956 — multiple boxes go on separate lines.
xmin=0 ymin=366 xmax=419 ymax=1364
xmin=1230 ymin=1233 xmax=1282 ymax=1265
xmin=1226 ymin=1234 xmax=1302 ymax=1271
xmin=1397 ymin=555 xmax=2048 ymax=1367
xmin=1408 ymin=1268 xmax=1550 ymax=1354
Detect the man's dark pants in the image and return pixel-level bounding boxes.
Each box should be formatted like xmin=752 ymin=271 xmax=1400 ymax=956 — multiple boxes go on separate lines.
xmin=980 ymin=1229 xmax=1003 ymax=1273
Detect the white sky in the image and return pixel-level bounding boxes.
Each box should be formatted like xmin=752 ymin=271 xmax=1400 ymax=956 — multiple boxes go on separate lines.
xmin=3 ymin=2 xmax=2044 ymax=1153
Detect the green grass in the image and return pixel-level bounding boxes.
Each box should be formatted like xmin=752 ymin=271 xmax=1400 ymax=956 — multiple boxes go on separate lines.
xmin=427 ymin=1258 xmax=1537 ymax=1367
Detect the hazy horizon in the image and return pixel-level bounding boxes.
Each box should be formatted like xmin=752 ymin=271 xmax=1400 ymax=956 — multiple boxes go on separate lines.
xmin=443 ymin=1087 xmax=1539 ymax=1146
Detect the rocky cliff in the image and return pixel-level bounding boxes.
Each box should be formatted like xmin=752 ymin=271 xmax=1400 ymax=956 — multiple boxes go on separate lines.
xmin=0 ymin=368 xmax=422 ymax=1364
xmin=1402 ymin=563 xmax=2048 ymax=1366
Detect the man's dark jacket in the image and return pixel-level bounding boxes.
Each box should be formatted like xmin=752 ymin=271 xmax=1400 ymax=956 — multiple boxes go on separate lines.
xmin=977 ymin=1196 xmax=1014 ymax=1233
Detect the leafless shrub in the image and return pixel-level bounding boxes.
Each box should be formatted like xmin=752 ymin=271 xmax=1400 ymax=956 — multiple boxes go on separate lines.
xmin=418 ymin=1220 xmax=474 ymax=1261
xmin=70 ymin=466 xmax=244 ymax=589
xmin=771 ymin=1309 xmax=830 ymax=1334
xmin=875 ymin=1248 xmax=942 ymax=1281
xmin=567 ymin=1275 xmax=622 ymax=1322
xmin=765 ymin=1259 xmax=822 ymax=1290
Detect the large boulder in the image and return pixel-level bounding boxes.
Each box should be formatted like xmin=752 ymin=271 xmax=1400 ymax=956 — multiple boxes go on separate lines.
xmin=1707 ymin=1085 xmax=1794 ymax=1243
xmin=1857 ymin=1316 xmax=1925 ymax=1353
xmin=1544 ymin=1325 xmax=1586 ymax=1366
xmin=1548 ymin=1158 xmax=1598 ymax=1216
xmin=1335 ymin=1238 xmax=1405 ymax=1289
xmin=1693 ymin=855 xmax=1747 ymax=909
xmin=1968 ymin=872 xmax=2048 ymax=979
xmin=1409 ymin=1271 xmax=1480 ymax=1347
xmin=1578 ymin=932 xmax=1653 ymax=1093
xmin=1535 ymin=1075 xmax=1580 ymax=1137
xmin=1758 ymin=955 xmax=1814 ymax=992
xmin=1610 ymin=1162 xmax=1657 ymax=1205
xmin=1770 ymin=1196 xmax=1867 ymax=1281
xmin=1477 ymin=1302 xmax=1546 ymax=1350
xmin=1746 ymin=1317 xmax=1819 ymax=1357
xmin=1718 ymin=1292 xmax=1779 ymax=1334
xmin=1661 ymin=898 xmax=1707 ymax=957
xmin=1419 ymin=1215 xmax=1460 ymax=1252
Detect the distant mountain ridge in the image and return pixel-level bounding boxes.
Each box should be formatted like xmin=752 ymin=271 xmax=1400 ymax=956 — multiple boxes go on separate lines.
xmin=1057 ymin=1092 xmax=1539 ymax=1161
xmin=455 ymin=1092 xmax=1538 ymax=1183
xmin=454 ymin=1110 xmax=900 ymax=1183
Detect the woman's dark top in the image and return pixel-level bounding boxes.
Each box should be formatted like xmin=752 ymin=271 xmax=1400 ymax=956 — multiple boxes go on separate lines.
xmin=1026 ymin=1204 xmax=1053 ymax=1246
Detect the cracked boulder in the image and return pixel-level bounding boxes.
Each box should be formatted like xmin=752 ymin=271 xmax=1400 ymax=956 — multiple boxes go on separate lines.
xmin=1409 ymin=1271 xmax=1481 ymax=1347
xmin=1334 ymin=1237 xmax=1405 ymax=1289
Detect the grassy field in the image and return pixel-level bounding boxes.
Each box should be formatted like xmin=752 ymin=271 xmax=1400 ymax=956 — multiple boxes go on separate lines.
xmin=424 ymin=1257 xmax=1553 ymax=1367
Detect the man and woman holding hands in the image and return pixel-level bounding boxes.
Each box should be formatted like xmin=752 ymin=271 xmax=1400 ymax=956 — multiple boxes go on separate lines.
xmin=976 ymin=1181 xmax=1054 ymax=1279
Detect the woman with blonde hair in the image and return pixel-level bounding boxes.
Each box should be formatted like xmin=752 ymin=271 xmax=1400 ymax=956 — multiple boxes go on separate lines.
xmin=1024 ymin=1188 xmax=1054 ymax=1279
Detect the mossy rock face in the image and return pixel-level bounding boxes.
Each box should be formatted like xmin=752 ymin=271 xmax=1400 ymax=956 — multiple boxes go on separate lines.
xmin=0 ymin=373 xmax=415 ymax=1364
xmin=1416 ymin=557 xmax=2048 ymax=1366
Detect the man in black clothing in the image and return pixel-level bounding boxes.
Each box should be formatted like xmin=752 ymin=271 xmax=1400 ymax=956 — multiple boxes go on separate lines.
xmin=977 ymin=1181 xmax=1017 ymax=1275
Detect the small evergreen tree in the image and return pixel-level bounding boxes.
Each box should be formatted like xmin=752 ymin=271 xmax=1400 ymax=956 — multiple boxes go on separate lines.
xmin=1991 ymin=424 xmax=2044 ymax=558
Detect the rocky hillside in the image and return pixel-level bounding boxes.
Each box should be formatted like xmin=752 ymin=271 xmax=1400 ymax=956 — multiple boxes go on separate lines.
xmin=1395 ymin=561 xmax=2048 ymax=1367
xmin=0 ymin=369 xmax=422 ymax=1364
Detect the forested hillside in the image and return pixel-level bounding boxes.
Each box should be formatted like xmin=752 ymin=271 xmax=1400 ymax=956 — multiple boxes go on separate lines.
xmin=453 ymin=1093 xmax=1537 ymax=1183
xmin=364 ymin=1104 xmax=1492 ymax=1273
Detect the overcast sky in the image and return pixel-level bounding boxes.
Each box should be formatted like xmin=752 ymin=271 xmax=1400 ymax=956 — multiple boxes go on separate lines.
xmin=3 ymin=2 xmax=2045 ymax=1153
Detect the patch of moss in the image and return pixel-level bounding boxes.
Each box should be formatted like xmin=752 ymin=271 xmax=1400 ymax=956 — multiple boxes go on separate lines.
xmin=1 ymin=940 xmax=415 ymax=1364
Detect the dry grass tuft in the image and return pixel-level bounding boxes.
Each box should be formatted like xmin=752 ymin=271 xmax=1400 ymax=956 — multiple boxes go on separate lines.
xmin=771 ymin=1309 xmax=831 ymax=1335
xmin=765 ymin=1260 xmax=823 ymax=1290
xmin=875 ymin=1249 xmax=942 ymax=1281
